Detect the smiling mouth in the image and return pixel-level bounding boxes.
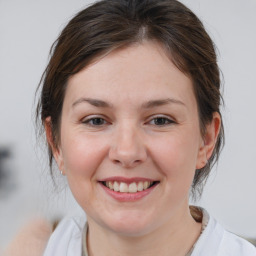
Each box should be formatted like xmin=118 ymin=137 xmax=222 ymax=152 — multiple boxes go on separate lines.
xmin=101 ymin=181 xmax=159 ymax=193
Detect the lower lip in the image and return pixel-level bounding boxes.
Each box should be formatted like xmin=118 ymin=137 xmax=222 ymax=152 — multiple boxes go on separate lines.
xmin=99 ymin=182 xmax=158 ymax=202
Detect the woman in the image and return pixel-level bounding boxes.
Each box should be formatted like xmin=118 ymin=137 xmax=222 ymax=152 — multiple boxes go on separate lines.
xmin=36 ymin=0 xmax=256 ymax=255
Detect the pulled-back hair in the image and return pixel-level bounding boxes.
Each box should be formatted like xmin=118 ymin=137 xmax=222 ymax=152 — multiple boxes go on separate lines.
xmin=36 ymin=0 xmax=224 ymax=198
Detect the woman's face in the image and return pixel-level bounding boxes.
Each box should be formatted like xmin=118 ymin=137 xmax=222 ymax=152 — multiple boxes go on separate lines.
xmin=52 ymin=41 xmax=210 ymax=236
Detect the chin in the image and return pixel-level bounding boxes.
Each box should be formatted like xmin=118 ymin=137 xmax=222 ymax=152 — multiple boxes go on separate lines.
xmin=102 ymin=211 xmax=156 ymax=237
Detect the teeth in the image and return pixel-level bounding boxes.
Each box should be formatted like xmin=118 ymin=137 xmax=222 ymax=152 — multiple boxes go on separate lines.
xmin=120 ymin=182 xmax=128 ymax=192
xmin=137 ymin=182 xmax=143 ymax=191
xmin=113 ymin=181 xmax=119 ymax=192
xmin=108 ymin=181 xmax=113 ymax=190
xmin=104 ymin=180 xmax=155 ymax=193
xmin=128 ymin=182 xmax=137 ymax=193
xmin=143 ymin=181 xmax=149 ymax=190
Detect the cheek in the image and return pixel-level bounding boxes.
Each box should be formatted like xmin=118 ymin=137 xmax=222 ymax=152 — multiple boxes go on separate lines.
xmin=149 ymin=132 xmax=200 ymax=185
xmin=61 ymin=132 xmax=108 ymax=179
xmin=60 ymin=133 xmax=109 ymax=208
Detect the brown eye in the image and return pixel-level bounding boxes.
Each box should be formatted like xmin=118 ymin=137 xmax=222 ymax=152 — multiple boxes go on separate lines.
xmin=83 ymin=117 xmax=107 ymax=126
xmin=149 ymin=117 xmax=174 ymax=126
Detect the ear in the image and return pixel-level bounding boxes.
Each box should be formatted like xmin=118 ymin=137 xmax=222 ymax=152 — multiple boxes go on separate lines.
xmin=196 ymin=112 xmax=221 ymax=169
xmin=44 ymin=117 xmax=64 ymax=173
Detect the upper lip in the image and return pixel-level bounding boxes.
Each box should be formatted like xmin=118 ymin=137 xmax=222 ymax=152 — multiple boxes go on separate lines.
xmin=98 ymin=176 xmax=158 ymax=183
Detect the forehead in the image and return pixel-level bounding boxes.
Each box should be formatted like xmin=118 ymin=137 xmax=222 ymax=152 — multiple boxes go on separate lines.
xmin=65 ymin=41 xmax=196 ymax=108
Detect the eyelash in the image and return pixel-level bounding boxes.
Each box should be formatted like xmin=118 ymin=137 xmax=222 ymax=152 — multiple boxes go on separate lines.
xmin=147 ymin=116 xmax=175 ymax=126
xmin=82 ymin=116 xmax=108 ymax=126
xmin=81 ymin=115 xmax=175 ymax=127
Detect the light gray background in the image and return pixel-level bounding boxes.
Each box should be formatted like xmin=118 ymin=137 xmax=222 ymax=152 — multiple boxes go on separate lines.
xmin=0 ymin=0 xmax=255 ymax=250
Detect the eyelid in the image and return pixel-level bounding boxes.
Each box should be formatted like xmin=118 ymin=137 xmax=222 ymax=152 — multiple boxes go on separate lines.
xmin=80 ymin=114 xmax=176 ymax=126
xmin=81 ymin=114 xmax=110 ymax=125
xmin=146 ymin=114 xmax=176 ymax=125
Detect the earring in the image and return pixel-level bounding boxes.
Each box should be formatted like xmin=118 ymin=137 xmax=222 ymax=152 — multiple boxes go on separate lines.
xmin=60 ymin=170 xmax=64 ymax=175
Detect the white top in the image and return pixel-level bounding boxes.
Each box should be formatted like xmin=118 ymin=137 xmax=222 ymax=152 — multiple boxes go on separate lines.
xmin=43 ymin=208 xmax=256 ymax=256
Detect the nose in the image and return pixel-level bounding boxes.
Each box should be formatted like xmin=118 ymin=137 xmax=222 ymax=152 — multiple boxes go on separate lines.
xmin=108 ymin=123 xmax=147 ymax=168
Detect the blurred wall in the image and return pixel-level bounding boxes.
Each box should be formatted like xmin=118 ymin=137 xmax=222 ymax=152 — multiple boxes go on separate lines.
xmin=0 ymin=0 xmax=255 ymax=250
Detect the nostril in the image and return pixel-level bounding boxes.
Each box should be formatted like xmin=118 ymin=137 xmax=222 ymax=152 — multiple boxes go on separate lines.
xmin=112 ymin=159 xmax=142 ymax=168
xmin=108 ymin=139 xmax=147 ymax=167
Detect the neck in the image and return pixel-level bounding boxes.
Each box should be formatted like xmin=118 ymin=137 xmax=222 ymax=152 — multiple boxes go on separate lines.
xmin=86 ymin=205 xmax=202 ymax=256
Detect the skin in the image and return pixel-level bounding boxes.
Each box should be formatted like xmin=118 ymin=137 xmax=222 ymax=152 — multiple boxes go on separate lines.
xmin=46 ymin=41 xmax=220 ymax=256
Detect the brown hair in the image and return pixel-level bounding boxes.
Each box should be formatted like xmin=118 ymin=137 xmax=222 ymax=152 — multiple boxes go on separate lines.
xmin=36 ymin=0 xmax=224 ymax=198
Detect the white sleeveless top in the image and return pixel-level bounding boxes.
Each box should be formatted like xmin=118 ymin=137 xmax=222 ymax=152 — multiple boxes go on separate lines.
xmin=43 ymin=208 xmax=256 ymax=256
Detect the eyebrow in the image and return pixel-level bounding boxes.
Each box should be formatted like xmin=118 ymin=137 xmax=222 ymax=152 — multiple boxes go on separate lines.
xmin=141 ymin=98 xmax=185 ymax=108
xmin=72 ymin=97 xmax=185 ymax=109
xmin=72 ymin=98 xmax=113 ymax=108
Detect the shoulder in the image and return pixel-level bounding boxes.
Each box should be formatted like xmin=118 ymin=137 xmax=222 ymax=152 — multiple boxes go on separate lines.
xmin=43 ymin=216 xmax=86 ymax=256
xmin=192 ymin=208 xmax=256 ymax=256
xmin=220 ymin=230 xmax=256 ymax=255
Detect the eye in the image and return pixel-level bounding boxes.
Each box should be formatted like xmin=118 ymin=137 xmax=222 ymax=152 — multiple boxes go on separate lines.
xmin=148 ymin=116 xmax=175 ymax=126
xmin=82 ymin=117 xmax=108 ymax=126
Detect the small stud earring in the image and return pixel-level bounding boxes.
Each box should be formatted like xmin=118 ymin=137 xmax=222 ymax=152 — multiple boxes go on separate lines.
xmin=60 ymin=170 xmax=64 ymax=175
